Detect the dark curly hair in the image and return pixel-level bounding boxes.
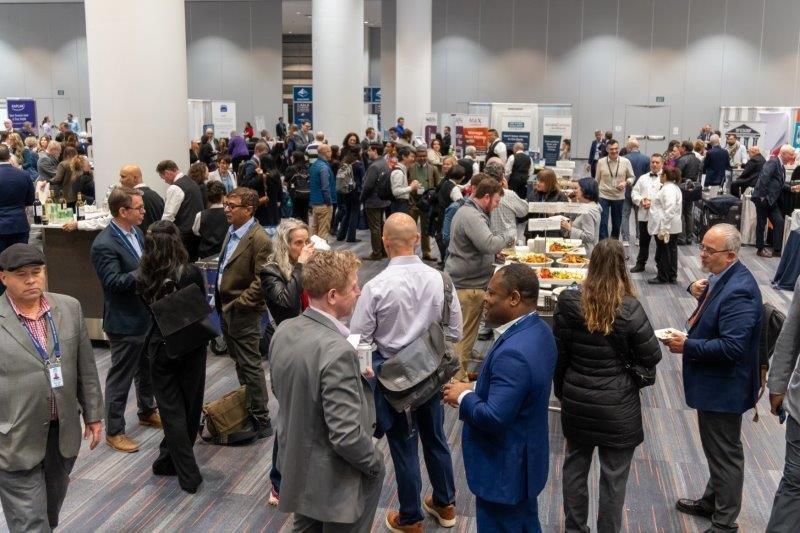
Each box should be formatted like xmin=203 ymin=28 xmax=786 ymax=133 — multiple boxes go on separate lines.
xmin=137 ymin=220 xmax=189 ymax=304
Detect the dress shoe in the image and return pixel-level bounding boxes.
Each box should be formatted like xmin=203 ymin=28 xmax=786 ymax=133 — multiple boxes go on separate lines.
xmin=675 ymin=498 xmax=714 ymax=519
xmin=647 ymin=277 xmax=667 ymax=285
xmin=139 ymin=410 xmax=163 ymax=428
xmin=756 ymin=249 xmax=773 ymax=258
xmin=346 ymin=238 xmax=362 ymax=243
xmin=422 ymin=253 xmax=436 ymax=262
xmin=385 ymin=511 xmax=423 ymax=533
xmin=152 ymin=457 xmax=178 ymax=476
xmin=255 ymin=420 xmax=273 ymax=439
xmin=362 ymin=253 xmax=383 ymax=261
xmin=106 ymin=434 xmax=140 ymax=453
xmin=423 ymin=495 xmax=456 ymax=527
xmin=629 ymin=264 xmax=645 ymax=273
xmin=181 ymin=478 xmax=202 ymax=494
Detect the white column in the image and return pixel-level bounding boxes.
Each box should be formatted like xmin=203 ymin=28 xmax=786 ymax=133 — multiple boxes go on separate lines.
xmin=84 ymin=0 xmax=189 ymax=196
xmin=380 ymin=0 xmax=397 ymax=136
xmin=312 ymin=0 xmax=364 ymax=144
xmin=395 ymin=0 xmax=432 ymax=136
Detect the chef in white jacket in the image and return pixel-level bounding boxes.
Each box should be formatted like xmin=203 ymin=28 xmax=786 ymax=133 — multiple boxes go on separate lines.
xmin=647 ymin=166 xmax=683 ymax=285
xmin=630 ymin=154 xmax=664 ymax=273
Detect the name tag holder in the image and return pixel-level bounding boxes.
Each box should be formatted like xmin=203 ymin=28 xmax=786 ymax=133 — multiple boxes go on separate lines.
xmin=21 ymin=311 xmax=64 ymax=389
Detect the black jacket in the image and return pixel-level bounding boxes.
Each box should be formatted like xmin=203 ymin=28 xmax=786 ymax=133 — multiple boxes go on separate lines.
xmin=553 ymin=290 xmax=661 ymax=449
xmin=260 ymin=262 xmax=303 ymax=325
xmin=753 ymin=157 xmax=789 ymax=207
xmin=735 ymin=153 xmax=766 ymax=190
xmin=676 ymin=153 xmax=701 ymax=183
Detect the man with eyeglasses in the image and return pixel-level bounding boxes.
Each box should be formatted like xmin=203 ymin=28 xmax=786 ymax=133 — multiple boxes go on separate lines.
xmin=663 ymin=224 xmax=762 ymax=533
xmin=90 ymin=187 xmax=161 ymax=453
xmin=215 ymin=187 xmax=273 ymax=438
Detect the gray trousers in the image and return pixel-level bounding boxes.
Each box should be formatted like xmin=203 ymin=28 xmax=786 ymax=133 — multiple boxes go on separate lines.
xmin=292 ymin=466 xmax=384 ymax=533
xmin=698 ymin=410 xmax=744 ymax=532
xmin=0 ymin=423 xmax=76 ymax=533
xmin=220 ymin=308 xmax=270 ymax=425
xmin=105 ymin=333 xmax=156 ymax=436
xmin=562 ymin=440 xmax=636 ymax=533
xmin=767 ymin=415 xmax=800 ymax=532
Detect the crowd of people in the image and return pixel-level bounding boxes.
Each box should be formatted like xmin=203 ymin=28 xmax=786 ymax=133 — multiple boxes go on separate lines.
xmin=0 ymin=115 xmax=799 ymax=533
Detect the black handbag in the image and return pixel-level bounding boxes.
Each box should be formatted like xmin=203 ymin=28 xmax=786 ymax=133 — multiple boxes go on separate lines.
xmin=149 ymin=282 xmax=216 ymax=359
xmin=606 ymin=330 xmax=656 ymax=389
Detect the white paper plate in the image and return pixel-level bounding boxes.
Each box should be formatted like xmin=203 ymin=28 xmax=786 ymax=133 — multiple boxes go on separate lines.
xmin=654 ymin=328 xmax=680 ymax=340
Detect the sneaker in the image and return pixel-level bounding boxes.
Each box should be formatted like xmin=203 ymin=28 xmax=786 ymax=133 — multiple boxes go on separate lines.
xmin=385 ymin=511 xmax=423 ymax=533
xmin=423 ymin=495 xmax=456 ymax=527
xmin=267 ymin=487 xmax=280 ymax=507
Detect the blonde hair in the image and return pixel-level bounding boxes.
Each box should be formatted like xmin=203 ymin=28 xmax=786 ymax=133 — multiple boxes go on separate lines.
xmin=302 ymin=250 xmax=360 ymax=298
xmin=268 ymin=218 xmax=309 ymax=279
xmin=580 ymin=239 xmax=636 ymax=335
xmin=7 ymin=133 xmax=24 ymax=159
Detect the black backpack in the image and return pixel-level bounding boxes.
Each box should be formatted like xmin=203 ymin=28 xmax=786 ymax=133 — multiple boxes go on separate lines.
xmin=375 ymin=166 xmax=394 ymax=201
xmin=290 ymin=171 xmax=310 ymax=200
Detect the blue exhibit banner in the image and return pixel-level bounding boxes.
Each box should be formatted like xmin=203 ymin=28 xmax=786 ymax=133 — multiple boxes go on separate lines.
xmin=293 ymin=86 xmax=313 ymax=127
xmin=7 ymin=99 xmax=37 ymax=129
xmin=542 ymin=135 xmax=561 ymax=166
xmin=364 ymin=87 xmax=370 ymax=103
xmin=370 ymin=87 xmax=381 ymax=103
xmin=501 ymin=131 xmax=530 ymax=151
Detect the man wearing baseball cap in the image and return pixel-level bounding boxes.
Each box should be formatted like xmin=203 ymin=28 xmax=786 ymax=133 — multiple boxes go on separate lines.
xmin=0 ymin=243 xmax=104 ymax=532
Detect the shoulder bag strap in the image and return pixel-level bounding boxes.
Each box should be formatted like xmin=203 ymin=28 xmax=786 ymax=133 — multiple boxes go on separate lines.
xmin=439 ymin=270 xmax=453 ymax=329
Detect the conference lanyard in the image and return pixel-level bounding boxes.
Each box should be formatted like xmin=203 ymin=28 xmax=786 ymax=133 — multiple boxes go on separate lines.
xmin=19 ymin=311 xmax=64 ymax=388
xmin=110 ymin=221 xmax=141 ymax=259
xmin=607 ymin=158 xmax=620 ymax=181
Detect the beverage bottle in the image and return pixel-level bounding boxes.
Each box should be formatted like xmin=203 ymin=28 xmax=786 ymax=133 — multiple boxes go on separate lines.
xmin=33 ymin=197 xmax=42 ymax=224
xmin=75 ymin=193 xmax=86 ymax=221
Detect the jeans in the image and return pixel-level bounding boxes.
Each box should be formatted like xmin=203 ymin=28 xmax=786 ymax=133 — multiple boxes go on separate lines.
xmin=599 ymin=198 xmax=624 ymax=240
xmin=620 ymin=198 xmax=638 ymax=241
xmin=335 ymin=191 xmax=360 ymax=241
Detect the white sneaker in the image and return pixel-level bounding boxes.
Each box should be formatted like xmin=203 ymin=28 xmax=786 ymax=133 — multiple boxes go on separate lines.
xmin=622 ymin=240 xmax=630 ymax=247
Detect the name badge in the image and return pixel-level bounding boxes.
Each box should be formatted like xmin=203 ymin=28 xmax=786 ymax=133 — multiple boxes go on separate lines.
xmin=48 ymin=362 xmax=64 ymax=389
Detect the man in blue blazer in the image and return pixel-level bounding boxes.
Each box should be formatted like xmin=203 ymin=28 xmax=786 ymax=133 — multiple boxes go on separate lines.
xmin=588 ymin=130 xmax=604 ymax=178
xmin=0 ymin=145 xmax=35 ymax=286
xmin=664 ymin=223 xmax=762 ymax=533
xmin=702 ymin=135 xmax=731 ymax=187
xmin=444 ymin=264 xmax=557 ymax=532
xmin=90 ymin=187 xmax=159 ymax=454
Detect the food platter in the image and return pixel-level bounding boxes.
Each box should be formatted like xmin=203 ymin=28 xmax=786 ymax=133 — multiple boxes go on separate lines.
xmin=546 ymin=239 xmax=586 ymax=258
xmin=555 ymin=253 xmax=590 ymax=268
xmin=532 ymin=267 xmax=586 ymax=285
xmin=502 ymin=248 xmax=553 ymax=267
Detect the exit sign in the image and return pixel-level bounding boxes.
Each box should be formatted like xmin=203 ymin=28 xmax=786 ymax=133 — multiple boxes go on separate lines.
xmin=655 ymin=96 xmax=665 ymax=103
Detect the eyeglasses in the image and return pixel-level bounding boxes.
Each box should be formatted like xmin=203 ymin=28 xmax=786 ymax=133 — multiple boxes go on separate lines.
xmin=124 ymin=205 xmax=145 ymax=213
xmin=223 ymin=202 xmax=244 ymax=210
xmin=698 ymin=244 xmax=730 ymax=255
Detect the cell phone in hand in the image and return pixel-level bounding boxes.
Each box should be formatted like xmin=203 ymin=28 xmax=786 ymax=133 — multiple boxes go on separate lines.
xmin=778 ymin=405 xmax=787 ymax=425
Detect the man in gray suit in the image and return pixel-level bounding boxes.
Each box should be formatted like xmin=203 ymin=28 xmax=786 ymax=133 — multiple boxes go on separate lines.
xmin=270 ymin=250 xmax=384 ymax=532
xmin=0 ymin=244 xmax=104 ymax=532
xmin=767 ymin=278 xmax=800 ymax=530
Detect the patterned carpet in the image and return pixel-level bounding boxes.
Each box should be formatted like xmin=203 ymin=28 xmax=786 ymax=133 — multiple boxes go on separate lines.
xmin=1 ymin=230 xmax=792 ymax=533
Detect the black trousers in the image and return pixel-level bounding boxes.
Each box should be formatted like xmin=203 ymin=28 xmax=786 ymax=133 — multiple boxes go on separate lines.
xmin=755 ymin=200 xmax=784 ymax=253
xmin=698 ymin=410 xmax=744 ymax=532
xmin=635 ymin=221 xmax=652 ymax=267
xmin=365 ymin=207 xmax=386 ymax=257
xmin=181 ymin=232 xmax=201 ymax=262
xmin=654 ymin=233 xmax=679 ymax=282
xmin=681 ymin=199 xmax=694 ymax=243
xmin=149 ymin=346 xmax=207 ymax=491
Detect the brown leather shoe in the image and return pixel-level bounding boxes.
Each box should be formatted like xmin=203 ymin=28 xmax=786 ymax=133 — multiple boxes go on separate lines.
xmin=756 ymin=249 xmax=773 ymax=258
xmin=423 ymin=495 xmax=456 ymax=527
xmin=106 ymin=434 xmax=140 ymax=453
xmin=139 ymin=410 xmax=163 ymax=428
xmin=385 ymin=511 xmax=423 ymax=532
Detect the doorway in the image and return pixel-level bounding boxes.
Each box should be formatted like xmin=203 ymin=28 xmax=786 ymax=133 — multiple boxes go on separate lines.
xmin=624 ymin=105 xmax=671 ymax=155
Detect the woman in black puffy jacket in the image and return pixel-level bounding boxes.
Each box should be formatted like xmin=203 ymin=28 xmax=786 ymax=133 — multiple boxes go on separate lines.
xmin=553 ymin=238 xmax=661 ymax=533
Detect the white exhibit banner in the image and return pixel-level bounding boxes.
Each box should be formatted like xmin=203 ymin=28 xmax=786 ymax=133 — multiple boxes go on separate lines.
xmin=254 ymin=115 xmax=266 ymax=135
xmin=211 ymin=100 xmax=237 ymax=135
xmin=543 ymin=116 xmax=572 ymax=140
xmin=489 ymin=103 xmax=539 ymax=151
xmin=187 ymin=99 xmax=205 ymax=141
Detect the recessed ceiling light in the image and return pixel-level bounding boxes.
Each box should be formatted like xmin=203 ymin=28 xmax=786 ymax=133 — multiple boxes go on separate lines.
xmin=296 ymin=11 xmax=301 ymax=15
xmin=364 ymin=20 xmax=369 ymax=24
xmin=306 ymin=14 xmax=312 ymax=18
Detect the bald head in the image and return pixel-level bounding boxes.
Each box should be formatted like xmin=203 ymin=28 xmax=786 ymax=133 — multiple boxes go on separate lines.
xmin=318 ymin=144 xmax=332 ymax=160
xmin=779 ymin=144 xmax=796 ymax=164
xmin=513 ymin=142 xmax=525 ymax=153
xmin=383 ymin=213 xmax=420 ymax=257
xmin=119 ymin=164 xmax=143 ymax=188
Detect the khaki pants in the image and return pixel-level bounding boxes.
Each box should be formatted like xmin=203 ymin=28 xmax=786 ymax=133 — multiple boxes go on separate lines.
xmin=454 ymin=288 xmax=485 ymax=380
xmin=311 ymin=204 xmax=332 ymax=238
xmin=409 ymin=203 xmax=431 ymax=255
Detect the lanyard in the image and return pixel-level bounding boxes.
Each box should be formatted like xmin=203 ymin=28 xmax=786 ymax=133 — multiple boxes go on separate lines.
xmin=110 ymin=221 xmax=140 ymax=259
xmin=20 ymin=311 xmax=61 ymax=365
xmin=607 ymin=158 xmax=620 ymax=181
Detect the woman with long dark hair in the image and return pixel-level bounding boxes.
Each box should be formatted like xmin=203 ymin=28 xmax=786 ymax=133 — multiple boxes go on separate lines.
xmin=553 ymin=239 xmax=660 ymax=533
xmin=285 ymin=151 xmax=310 ymax=223
xmin=138 ymin=220 xmax=207 ymax=494
xmin=257 ymin=154 xmax=283 ymax=231
xmin=334 ymin=149 xmax=364 ymax=242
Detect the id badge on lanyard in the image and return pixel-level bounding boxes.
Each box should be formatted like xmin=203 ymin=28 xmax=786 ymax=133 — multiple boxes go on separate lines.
xmin=23 ymin=312 xmax=64 ymax=389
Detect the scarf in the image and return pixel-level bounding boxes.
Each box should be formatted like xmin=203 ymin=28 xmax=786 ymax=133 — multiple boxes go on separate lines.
xmin=726 ymin=141 xmax=740 ymax=164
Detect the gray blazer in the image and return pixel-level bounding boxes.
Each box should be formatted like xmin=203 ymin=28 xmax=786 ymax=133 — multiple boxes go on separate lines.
xmin=568 ymin=202 xmax=601 ymax=254
xmin=0 ymin=292 xmax=104 ymax=472
xmin=767 ymin=278 xmax=800 ymax=420
xmin=270 ymin=308 xmax=383 ymax=524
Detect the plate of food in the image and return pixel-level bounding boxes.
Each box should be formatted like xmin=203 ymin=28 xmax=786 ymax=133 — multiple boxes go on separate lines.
xmin=547 ymin=243 xmax=587 ymax=258
xmin=510 ymin=252 xmax=552 ymax=267
xmin=654 ymin=328 xmax=681 ymax=341
xmin=556 ymin=253 xmax=590 ymax=268
xmin=533 ymin=267 xmax=587 ymax=285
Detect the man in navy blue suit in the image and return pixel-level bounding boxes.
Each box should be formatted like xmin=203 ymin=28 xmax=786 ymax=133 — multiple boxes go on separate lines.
xmin=622 ymin=138 xmax=650 ymax=245
xmin=0 ymin=145 xmax=35 ymax=274
xmin=90 ymin=187 xmax=160 ymax=454
xmin=702 ymin=134 xmax=731 ymax=187
xmin=588 ymin=130 xmax=604 ymax=178
xmin=444 ymin=264 xmax=557 ymax=532
xmin=664 ymin=224 xmax=762 ymax=533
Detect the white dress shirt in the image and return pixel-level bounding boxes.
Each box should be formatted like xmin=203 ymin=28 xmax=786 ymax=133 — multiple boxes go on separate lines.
xmin=192 ymin=203 xmax=223 ymax=236
xmin=630 ymin=172 xmax=662 ymax=222
xmin=161 ymin=173 xmax=186 ymax=222
xmin=350 ymin=255 xmax=463 ymax=357
xmin=648 ymin=181 xmax=682 ymax=236
xmin=489 ymin=140 xmax=508 ymax=164
xmin=310 ymin=306 xmax=350 ymax=337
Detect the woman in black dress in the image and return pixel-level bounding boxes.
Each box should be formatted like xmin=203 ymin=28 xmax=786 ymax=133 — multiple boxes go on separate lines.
xmin=138 ymin=220 xmax=208 ymax=494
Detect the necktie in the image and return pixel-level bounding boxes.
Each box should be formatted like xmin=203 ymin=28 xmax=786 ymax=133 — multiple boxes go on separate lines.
xmin=686 ymin=285 xmax=711 ymax=329
xmin=650 ymin=173 xmax=658 ymax=177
